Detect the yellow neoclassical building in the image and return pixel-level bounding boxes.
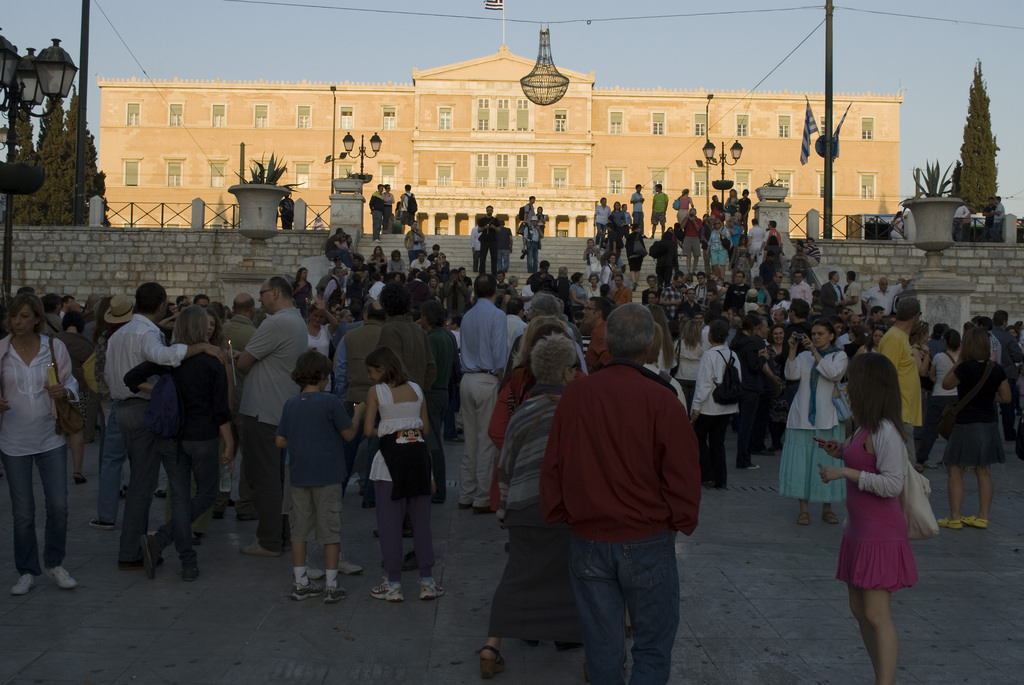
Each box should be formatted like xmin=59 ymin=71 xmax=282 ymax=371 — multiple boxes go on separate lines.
xmin=98 ymin=46 xmax=901 ymax=235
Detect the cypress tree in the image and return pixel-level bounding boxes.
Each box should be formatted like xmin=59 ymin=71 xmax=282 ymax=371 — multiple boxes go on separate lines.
xmin=958 ymin=61 xmax=998 ymax=211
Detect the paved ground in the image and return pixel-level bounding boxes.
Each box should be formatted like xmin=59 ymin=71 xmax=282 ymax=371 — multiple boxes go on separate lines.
xmin=2 ymin=433 xmax=1024 ymax=684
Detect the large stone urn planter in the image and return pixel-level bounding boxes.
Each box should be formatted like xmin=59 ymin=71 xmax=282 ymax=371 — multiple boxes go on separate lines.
xmin=903 ymin=195 xmax=974 ymax=330
xmin=755 ymin=185 xmax=788 ymax=202
xmin=228 ymin=183 xmax=289 ymax=269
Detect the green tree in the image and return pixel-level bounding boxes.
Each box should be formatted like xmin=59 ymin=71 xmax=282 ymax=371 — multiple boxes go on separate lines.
xmin=958 ymin=61 xmax=998 ymax=211
xmin=11 ymin=89 xmax=105 ymax=226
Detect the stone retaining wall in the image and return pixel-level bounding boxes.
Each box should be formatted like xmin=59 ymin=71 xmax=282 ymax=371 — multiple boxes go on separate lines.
xmin=11 ymin=226 xmax=1019 ymax=320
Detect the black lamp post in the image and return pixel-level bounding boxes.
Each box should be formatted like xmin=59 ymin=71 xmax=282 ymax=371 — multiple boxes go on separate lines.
xmin=0 ymin=29 xmax=78 ymax=299
xmin=703 ymin=138 xmax=743 ymax=214
xmin=339 ymin=132 xmax=382 ymax=182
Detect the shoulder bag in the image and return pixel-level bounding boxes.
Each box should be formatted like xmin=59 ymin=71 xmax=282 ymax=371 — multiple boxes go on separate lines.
xmin=48 ymin=338 xmax=84 ymax=435
xmin=937 ymin=361 xmax=993 ymax=439
xmin=898 ymin=443 xmax=939 ymax=540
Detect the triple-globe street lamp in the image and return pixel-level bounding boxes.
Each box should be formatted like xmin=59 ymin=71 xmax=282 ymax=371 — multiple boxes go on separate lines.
xmin=0 ymin=29 xmax=78 ymax=299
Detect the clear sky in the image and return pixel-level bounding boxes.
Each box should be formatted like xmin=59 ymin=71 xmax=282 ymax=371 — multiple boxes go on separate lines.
xmin=7 ymin=0 xmax=1022 ymax=215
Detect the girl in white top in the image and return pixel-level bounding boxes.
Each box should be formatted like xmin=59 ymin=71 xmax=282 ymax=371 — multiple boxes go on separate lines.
xmin=363 ymin=346 xmax=442 ymax=603
xmin=917 ymin=328 xmax=960 ymax=468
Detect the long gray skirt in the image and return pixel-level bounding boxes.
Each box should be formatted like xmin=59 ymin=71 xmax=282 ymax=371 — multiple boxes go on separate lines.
xmin=487 ymin=506 xmax=582 ymax=642
xmin=943 ymin=420 xmax=1006 ymax=468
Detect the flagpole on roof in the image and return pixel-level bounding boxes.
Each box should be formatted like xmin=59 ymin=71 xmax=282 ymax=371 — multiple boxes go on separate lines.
xmin=823 ymin=0 xmax=834 ymax=239
xmin=502 ymin=4 xmax=506 ymax=47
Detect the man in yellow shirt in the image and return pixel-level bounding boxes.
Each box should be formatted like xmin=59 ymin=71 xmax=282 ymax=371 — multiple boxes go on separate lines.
xmin=878 ymin=297 xmax=922 ymax=456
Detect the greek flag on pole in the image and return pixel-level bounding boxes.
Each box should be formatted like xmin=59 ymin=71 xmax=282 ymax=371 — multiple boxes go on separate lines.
xmin=485 ymin=0 xmax=503 ymax=10
xmin=831 ymin=102 xmax=852 ymax=159
xmin=800 ymin=97 xmax=818 ymax=165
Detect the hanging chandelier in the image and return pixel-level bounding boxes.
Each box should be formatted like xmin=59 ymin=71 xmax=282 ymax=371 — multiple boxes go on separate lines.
xmin=520 ymin=29 xmax=569 ymax=106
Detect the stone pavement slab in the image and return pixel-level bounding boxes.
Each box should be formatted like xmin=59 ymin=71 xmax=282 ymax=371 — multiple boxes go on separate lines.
xmin=1 ymin=437 xmax=1023 ymax=683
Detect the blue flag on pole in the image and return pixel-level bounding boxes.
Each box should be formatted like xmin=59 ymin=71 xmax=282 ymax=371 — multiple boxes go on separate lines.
xmin=800 ymin=97 xmax=818 ymax=165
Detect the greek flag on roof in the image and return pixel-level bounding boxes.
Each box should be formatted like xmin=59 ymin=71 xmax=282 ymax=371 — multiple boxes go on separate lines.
xmin=485 ymin=0 xmax=503 ymax=10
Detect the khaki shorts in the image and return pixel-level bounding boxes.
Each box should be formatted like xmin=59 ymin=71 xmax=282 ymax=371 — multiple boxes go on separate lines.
xmin=681 ymin=236 xmax=701 ymax=260
xmin=289 ymin=484 xmax=343 ymax=544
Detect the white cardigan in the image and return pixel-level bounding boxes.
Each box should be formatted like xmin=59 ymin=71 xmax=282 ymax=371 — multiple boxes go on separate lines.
xmin=785 ymin=349 xmax=848 ymax=430
xmin=691 ymin=344 xmax=741 ymax=416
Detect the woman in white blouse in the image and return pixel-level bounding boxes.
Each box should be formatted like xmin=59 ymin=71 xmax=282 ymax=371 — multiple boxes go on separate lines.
xmin=690 ymin=320 xmax=740 ymax=489
xmin=778 ymin=318 xmax=849 ymax=525
xmin=0 ymin=294 xmax=80 ymax=595
xmin=916 ymin=328 xmax=960 ymax=469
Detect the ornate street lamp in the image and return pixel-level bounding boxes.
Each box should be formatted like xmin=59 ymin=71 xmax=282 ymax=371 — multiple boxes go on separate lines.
xmin=339 ymin=131 xmax=382 ymax=182
xmin=703 ymin=139 xmax=743 ymax=214
xmin=0 ymin=30 xmax=77 ymax=299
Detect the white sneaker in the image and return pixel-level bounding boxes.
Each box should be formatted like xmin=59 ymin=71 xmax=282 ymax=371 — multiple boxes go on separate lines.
xmin=11 ymin=573 xmax=35 ymax=595
xmin=419 ymin=579 xmax=445 ymax=601
xmin=306 ymin=565 xmax=326 ymax=580
xmin=45 ymin=566 xmax=78 ymax=590
xmin=338 ymin=559 xmax=363 ymax=575
xmin=370 ymin=577 xmax=404 ymax=602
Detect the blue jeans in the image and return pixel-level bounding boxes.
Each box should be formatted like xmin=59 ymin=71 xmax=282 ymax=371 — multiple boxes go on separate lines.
xmin=526 ymin=243 xmax=540 ymax=273
xmin=632 ymin=211 xmax=644 ymax=227
xmin=117 ymin=399 xmax=162 ymax=563
xmin=342 ymin=401 xmax=365 ymax=495
xmin=498 ymin=249 xmax=510 ymax=274
xmin=153 ymin=438 xmax=220 ymax=569
xmin=371 ymin=210 xmax=383 ymax=240
xmin=97 ymin=400 xmax=127 ymax=523
xmin=1 ymin=444 xmax=69 ymax=576
xmin=570 ymin=530 xmax=679 ymax=685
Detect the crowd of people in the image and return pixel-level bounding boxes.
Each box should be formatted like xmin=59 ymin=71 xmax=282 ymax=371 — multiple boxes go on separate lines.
xmin=1 ymin=198 xmax=1020 ymax=683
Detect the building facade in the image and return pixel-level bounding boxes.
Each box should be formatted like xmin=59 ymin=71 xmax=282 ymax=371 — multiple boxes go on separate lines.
xmin=98 ymin=46 xmax=901 ymax=235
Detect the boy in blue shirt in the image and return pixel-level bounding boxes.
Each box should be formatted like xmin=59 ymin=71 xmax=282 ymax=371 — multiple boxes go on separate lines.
xmin=276 ymin=351 xmax=364 ymax=603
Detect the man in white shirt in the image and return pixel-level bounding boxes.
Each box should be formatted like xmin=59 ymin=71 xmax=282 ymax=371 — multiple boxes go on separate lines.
xmin=860 ymin=277 xmax=910 ymax=316
xmin=470 ymin=220 xmax=482 ymax=273
xmin=630 ymin=184 xmax=644 ymax=227
xmin=789 ymin=270 xmax=813 ymax=305
xmin=594 ymin=197 xmax=611 ymax=246
xmin=108 ymin=282 xmax=220 ymax=569
xmin=953 ymin=202 xmax=971 ymax=242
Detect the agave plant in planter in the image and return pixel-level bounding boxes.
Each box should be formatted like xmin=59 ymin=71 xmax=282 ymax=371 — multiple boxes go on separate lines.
xmin=228 ymin=154 xmax=298 ymax=267
xmin=755 ymin=177 xmax=789 ymax=202
xmin=903 ymin=160 xmax=961 ymax=254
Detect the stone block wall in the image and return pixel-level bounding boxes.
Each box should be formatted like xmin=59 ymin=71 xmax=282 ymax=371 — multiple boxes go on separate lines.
xmin=10 ymin=226 xmax=1020 ymax=320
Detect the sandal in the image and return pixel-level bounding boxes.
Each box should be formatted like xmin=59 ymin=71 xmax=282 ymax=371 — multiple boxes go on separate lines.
xmin=822 ymin=511 xmax=839 ymax=524
xmin=937 ymin=517 xmax=963 ymax=530
xmin=961 ymin=515 xmax=989 ymax=529
xmin=796 ymin=512 xmax=810 ymax=526
xmin=479 ymin=645 xmax=505 ymax=679
xmin=73 ymin=472 xmax=87 ymax=485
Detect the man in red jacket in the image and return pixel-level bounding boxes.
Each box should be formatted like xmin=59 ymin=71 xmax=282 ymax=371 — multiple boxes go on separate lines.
xmin=541 ymin=303 xmax=701 ymax=684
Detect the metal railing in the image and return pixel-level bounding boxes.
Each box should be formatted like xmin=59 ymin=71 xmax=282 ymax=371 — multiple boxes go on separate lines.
xmin=104 ymin=202 xmax=332 ymax=230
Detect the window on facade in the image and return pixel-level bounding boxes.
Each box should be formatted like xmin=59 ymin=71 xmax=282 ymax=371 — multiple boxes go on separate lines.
xmin=496 ymin=99 xmax=510 ymax=131
xmin=212 ymin=104 xmax=226 ymax=128
xmin=210 ymin=162 xmax=225 ymax=188
xmin=736 ymin=114 xmax=749 ymax=137
xmin=778 ymin=115 xmax=791 ymax=138
xmin=693 ymin=170 xmax=707 ymax=197
xmin=166 ymin=161 xmax=183 ymax=187
xmin=295 ymin=163 xmax=311 ymax=188
xmin=516 ymin=98 xmax=529 ymax=131
xmin=553 ymin=167 xmax=568 ymax=189
xmin=861 ymin=118 xmax=874 ymax=140
xmin=124 ymin=160 xmax=139 ymax=187
xmin=775 ymin=172 xmax=792 ymax=188
xmin=735 ymin=171 xmax=750 ymax=193
xmin=297 ymin=105 xmax=311 ymax=129
xmin=169 ymin=104 xmax=183 ymax=127
xmin=819 ymin=173 xmax=828 ymax=198
xmin=861 ymin=174 xmax=876 ymax=199
xmin=477 ymin=98 xmax=490 ymax=130
xmin=651 ymin=169 xmax=666 ymax=187
xmin=382 ymin=107 xmax=396 ymax=130
xmin=340 ymin=107 xmax=354 ymax=129
xmin=436 ymin=165 xmax=452 ymax=187
xmin=475 ymin=153 xmax=489 ymax=187
xmin=495 ymin=153 xmax=509 ymax=187
xmin=380 ymin=164 xmax=396 ymax=188
xmin=126 ymin=102 xmax=140 ymax=127
xmin=694 ymin=113 xmax=707 ymax=137
xmin=438 ymin=107 xmax=452 ymax=131
xmin=254 ymin=104 xmax=268 ymax=128
xmin=652 ymin=112 xmax=665 ymax=136
xmin=609 ymin=111 xmax=623 ymax=135
xmin=515 ymin=154 xmax=529 ymax=188
xmin=608 ymin=168 xmax=623 ymax=194
xmin=554 ymin=110 xmax=567 ymax=133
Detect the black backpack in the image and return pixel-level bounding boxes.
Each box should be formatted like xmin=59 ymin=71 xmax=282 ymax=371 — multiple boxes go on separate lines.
xmin=711 ymin=350 xmax=742 ymax=404
xmin=406 ymin=194 xmax=418 ymax=214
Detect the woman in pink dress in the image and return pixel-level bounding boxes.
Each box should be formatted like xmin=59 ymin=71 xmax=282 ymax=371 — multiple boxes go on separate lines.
xmin=818 ymin=353 xmax=918 ymax=685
